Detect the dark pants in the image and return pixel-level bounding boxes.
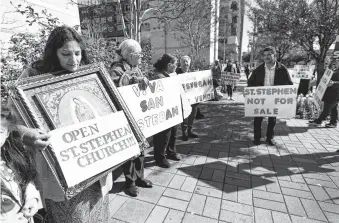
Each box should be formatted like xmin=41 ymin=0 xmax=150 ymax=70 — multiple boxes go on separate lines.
xmin=297 ymin=79 xmax=311 ymax=96
xmin=317 ymin=102 xmax=338 ymax=124
xmin=153 ymin=126 xmax=178 ymax=161
xmin=254 ymin=117 xmax=276 ymax=141
xmin=123 ymin=152 xmax=144 ymax=186
xmin=182 ymin=104 xmax=198 ymax=132
xmin=227 ymin=85 xmax=233 ymax=97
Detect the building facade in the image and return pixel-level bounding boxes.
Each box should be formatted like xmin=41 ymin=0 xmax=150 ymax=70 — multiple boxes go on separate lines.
xmin=77 ymin=0 xmax=244 ymax=64
xmin=0 ymin=0 xmax=80 ymax=43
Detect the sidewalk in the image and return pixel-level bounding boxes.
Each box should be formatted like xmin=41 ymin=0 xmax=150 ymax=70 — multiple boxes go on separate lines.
xmin=108 ymin=86 xmax=339 ymax=223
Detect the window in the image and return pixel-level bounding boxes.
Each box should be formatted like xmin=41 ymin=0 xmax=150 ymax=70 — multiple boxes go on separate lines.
xmin=142 ymin=23 xmax=150 ymax=31
xmin=141 ymin=3 xmax=150 ymax=11
xmin=116 ymin=15 xmax=122 ymax=23
xmin=230 ymin=1 xmax=238 ymax=11
xmin=231 ymin=27 xmax=237 ymax=36
xmin=124 ymin=4 xmax=131 ymax=12
xmin=232 ymin=16 xmax=238 ymax=24
xmin=107 ymin=16 xmax=113 ymax=22
xmin=117 ymin=24 xmax=123 ymax=30
xmin=101 ymin=17 xmax=106 ymax=23
xmin=95 ymin=17 xmax=100 ymax=23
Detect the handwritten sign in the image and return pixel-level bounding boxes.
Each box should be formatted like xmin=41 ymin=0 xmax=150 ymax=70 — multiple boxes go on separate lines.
xmin=179 ymin=70 xmax=215 ymax=104
xmin=221 ymin=72 xmax=241 ymax=85
xmin=118 ymin=76 xmax=183 ymax=138
xmin=313 ymin=69 xmax=334 ymax=108
xmin=244 ymin=86 xmax=298 ymax=117
xmin=49 ymin=112 xmax=140 ymax=187
xmin=291 ymin=65 xmax=315 ymax=80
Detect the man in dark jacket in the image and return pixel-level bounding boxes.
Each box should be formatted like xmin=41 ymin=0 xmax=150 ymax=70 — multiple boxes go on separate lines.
xmin=248 ymin=46 xmax=293 ymax=146
xmin=309 ymin=58 xmax=339 ymax=128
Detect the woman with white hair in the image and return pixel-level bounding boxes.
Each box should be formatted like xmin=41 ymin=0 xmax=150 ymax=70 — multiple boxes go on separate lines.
xmin=110 ymin=39 xmax=153 ymax=197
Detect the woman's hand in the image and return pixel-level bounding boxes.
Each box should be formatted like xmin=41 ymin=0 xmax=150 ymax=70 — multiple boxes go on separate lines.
xmin=138 ymin=77 xmax=149 ymax=90
xmin=21 ymin=128 xmax=51 ymax=151
xmin=327 ymin=80 xmax=334 ymax=87
xmin=21 ymin=198 xmax=39 ymax=218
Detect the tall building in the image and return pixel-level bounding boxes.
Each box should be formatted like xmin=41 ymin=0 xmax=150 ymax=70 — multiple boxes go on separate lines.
xmin=218 ymin=0 xmax=245 ymax=63
xmin=0 ymin=0 xmax=80 ymax=43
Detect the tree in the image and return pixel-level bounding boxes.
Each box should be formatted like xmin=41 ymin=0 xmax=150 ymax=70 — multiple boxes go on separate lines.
xmin=249 ymin=0 xmax=339 ymax=82
xmin=171 ymin=0 xmax=217 ymax=65
xmin=70 ymin=0 xmax=193 ymax=42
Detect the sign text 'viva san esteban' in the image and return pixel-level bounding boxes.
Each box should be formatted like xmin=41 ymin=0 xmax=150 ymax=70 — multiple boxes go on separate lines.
xmin=59 ymin=123 xmax=136 ymax=167
xmin=132 ymin=79 xmax=179 ymax=130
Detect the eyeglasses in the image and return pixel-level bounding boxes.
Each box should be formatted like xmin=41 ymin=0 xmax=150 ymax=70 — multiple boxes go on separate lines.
xmin=131 ymin=52 xmax=143 ymax=58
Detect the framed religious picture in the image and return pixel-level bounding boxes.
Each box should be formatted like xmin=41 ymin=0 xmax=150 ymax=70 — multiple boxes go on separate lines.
xmin=10 ymin=63 xmax=148 ymax=199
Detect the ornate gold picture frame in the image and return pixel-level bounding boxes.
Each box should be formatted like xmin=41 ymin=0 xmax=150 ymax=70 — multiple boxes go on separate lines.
xmin=11 ymin=63 xmax=148 ymax=199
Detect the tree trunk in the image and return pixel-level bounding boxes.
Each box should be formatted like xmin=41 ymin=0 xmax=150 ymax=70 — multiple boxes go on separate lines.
xmin=316 ymin=58 xmax=325 ymax=86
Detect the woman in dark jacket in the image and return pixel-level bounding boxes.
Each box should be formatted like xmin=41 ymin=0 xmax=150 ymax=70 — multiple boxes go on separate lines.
xmin=152 ymin=54 xmax=181 ymax=168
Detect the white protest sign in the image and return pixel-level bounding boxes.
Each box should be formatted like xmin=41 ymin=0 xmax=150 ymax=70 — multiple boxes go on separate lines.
xmin=244 ymin=85 xmax=298 ymax=117
xmin=288 ymin=69 xmax=301 ymax=85
xmin=291 ymin=65 xmax=315 ymax=80
xmin=179 ymin=70 xmax=215 ymax=105
xmin=49 ymin=112 xmax=140 ymax=187
xmin=118 ymin=76 xmax=183 ymax=138
xmin=313 ymin=69 xmax=334 ymax=109
xmin=221 ymin=72 xmax=241 ymax=85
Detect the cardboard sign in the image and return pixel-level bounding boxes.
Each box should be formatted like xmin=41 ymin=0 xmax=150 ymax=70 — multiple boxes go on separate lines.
xmin=49 ymin=112 xmax=140 ymax=187
xmin=288 ymin=69 xmax=301 ymax=85
xmin=313 ymin=69 xmax=334 ymax=108
xmin=221 ymin=72 xmax=241 ymax=85
xmin=291 ymin=65 xmax=315 ymax=80
xmin=118 ymin=76 xmax=183 ymax=138
xmin=333 ymin=35 xmax=339 ymax=59
xmin=179 ymin=70 xmax=215 ymax=104
xmin=244 ymin=85 xmax=298 ymax=117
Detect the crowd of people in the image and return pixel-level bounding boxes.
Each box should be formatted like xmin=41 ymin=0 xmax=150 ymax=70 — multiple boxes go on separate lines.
xmin=1 ymin=25 xmax=338 ymax=223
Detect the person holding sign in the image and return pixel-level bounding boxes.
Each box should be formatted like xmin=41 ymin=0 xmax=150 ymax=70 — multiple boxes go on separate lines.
xmin=224 ymin=60 xmax=237 ymax=100
xmin=110 ymin=39 xmax=153 ymax=197
xmin=309 ymin=58 xmax=339 ymax=128
xmin=9 ymin=26 xmax=112 ymax=222
xmin=0 ymin=96 xmax=41 ymax=223
xmin=151 ymin=53 xmax=181 ymax=168
xmin=248 ymin=46 xmax=293 ymax=146
xmin=176 ymin=56 xmax=200 ymax=140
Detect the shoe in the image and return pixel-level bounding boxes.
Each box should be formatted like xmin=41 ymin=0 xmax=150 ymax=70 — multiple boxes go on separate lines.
xmin=230 ymin=98 xmax=234 ymax=101
xmin=135 ymin=179 xmax=153 ymax=188
xmin=156 ymin=158 xmax=171 ymax=168
xmin=265 ymin=139 xmax=275 ymax=146
xmin=188 ymin=130 xmax=199 ymax=138
xmin=325 ymin=122 xmax=337 ymax=128
xmin=309 ymin=119 xmax=322 ymax=126
xmin=167 ymin=153 xmax=181 ymax=161
xmin=182 ymin=131 xmax=188 ymax=141
xmin=253 ymin=140 xmax=261 ymax=145
xmin=196 ymin=113 xmax=205 ymax=119
xmin=124 ymin=184 xmax=139 ymax=197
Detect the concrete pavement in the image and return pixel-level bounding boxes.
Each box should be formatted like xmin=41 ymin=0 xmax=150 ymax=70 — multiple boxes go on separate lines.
xmin=108 ymin=89 xmax=339 ymax=223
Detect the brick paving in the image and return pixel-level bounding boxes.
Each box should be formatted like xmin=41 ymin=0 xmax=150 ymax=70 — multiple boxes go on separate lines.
xmin=109 ymin=80 xmax=339 ymax=222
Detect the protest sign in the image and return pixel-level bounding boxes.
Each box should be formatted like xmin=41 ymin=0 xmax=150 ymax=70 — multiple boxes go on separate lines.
xmin=49 ymin=112 xmax=140 ymax=187
xmin=221 ymin=71 xmax=241 ymax=85
xmin=288 ymin=69 xmax=301 ymax=85
xmin=244 ymin=86 xmax=298 ymax=117
xmin=118 ymin=76 xmax=183 ymax=138
xmin=291 ymin=65 xmax=315 ymax=80
xmin=179 ymin=70 xmax=215 ymax=104
xmin=313 ymin=69 xmax=334 ymax=109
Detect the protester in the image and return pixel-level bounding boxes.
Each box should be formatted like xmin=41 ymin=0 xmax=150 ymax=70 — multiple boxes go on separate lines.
xmin=16 ymin=26 xmax=112 ymax=222
xmin=244 ymin=64 xmax=250 ymax=80
xmin=1 ymin=94 xmax=41 ymax=223
xmin=224 ymin=60 xmax=237 ymax=100
xmin=176 ymin=55 xmax=200 ymax=140
xmin=110 ymin=39 xmax=153 ymax=197
xmin=309 ymin=58 xmax=339 ymax=128
xmin=151 ymin=53 xmax=181 ymax=168
xmin=212 ymin=60 xmax=223 ymax=101
xmin=248 ymin=46 xmax=293 ymax=146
